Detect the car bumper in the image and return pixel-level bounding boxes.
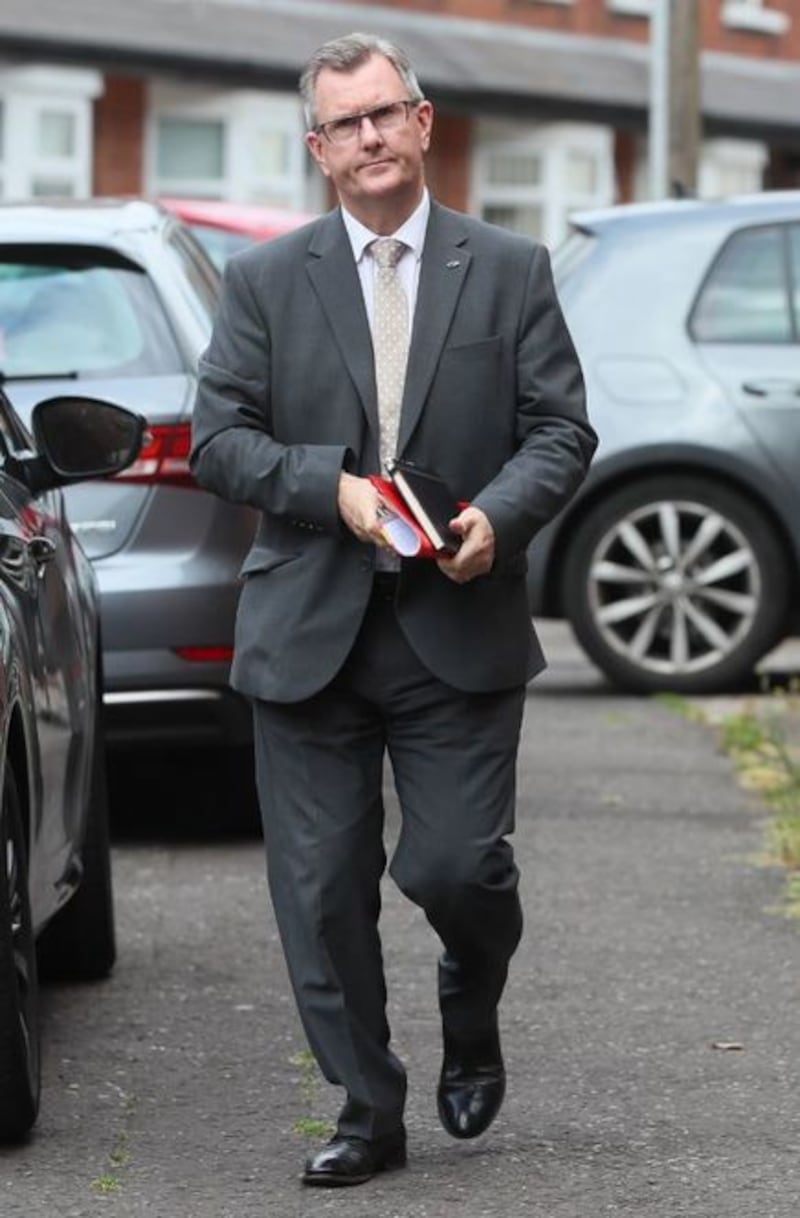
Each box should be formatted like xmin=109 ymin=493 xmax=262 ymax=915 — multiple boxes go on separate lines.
xmin=103 ymin=682 xmax=252 ymax=747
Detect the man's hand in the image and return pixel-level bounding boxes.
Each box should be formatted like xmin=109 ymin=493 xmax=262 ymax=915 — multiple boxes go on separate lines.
xmin=338 ymin=471 xmax=388 ymax=546
xmin=437 ymin=506 xmax=495 ymax=584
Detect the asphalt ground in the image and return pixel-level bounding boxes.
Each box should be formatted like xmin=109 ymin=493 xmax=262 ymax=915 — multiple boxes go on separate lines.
xmin=1 ymin=625 xmax=799 ymax=1216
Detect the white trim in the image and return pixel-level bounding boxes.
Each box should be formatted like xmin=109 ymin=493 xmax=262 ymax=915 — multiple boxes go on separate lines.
xmin=721 ymin=2 xmax=790 ymax=35
xmin=0 ymin=65 xmax=96 ymax=199
xmin=607 ymin=0 xmax=652 ymax=15
xmin=0 ymin=63 xmax=102 ymax=100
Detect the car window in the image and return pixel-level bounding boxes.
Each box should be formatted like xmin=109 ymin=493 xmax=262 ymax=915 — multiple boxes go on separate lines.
xmin=789 ymin=226 xmax=800 ymax=333
xmin=0 ymin=247 xmax=185 ymax=379
xmin=691 ymin=225 xmax=792 ymax=344
xmin=188 ymin=224 xmax=255 ymax=272
xmin=165 ymin=229 xmax=220 ymax=325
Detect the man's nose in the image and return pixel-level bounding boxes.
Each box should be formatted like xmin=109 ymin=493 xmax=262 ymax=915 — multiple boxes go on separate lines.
xmin=358 ymin=115 xmax=383 ymax=146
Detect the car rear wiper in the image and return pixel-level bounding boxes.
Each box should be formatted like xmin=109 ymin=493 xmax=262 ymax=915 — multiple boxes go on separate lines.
xmin=0 ymin=370 xmax=79 ymax=383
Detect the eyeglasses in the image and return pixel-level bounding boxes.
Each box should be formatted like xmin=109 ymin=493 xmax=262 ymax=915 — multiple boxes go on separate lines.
xmin=315 ymin=99 xmax=422 ymax=146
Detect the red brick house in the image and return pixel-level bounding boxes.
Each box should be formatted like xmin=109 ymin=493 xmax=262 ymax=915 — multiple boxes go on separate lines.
xmin=0 ymin=0 xmax=798 ymax=244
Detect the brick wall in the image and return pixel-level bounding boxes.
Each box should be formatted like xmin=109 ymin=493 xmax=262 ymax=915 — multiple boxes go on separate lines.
xmin=338 ymin=0 xmax=798 ymax=57
xmin=425 ymin=112 xmax=472 ymax=211
xmin=93 ymin=76 xmax=146 ymax=196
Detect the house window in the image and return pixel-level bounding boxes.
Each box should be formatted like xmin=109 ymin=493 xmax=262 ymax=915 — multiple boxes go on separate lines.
xmin=699 ymin=139 xmax=767 ymax=198
xmin=148 ymin=83 xmax=321 ymax=211
xmin=0 ymin=66 xmax=98 ymax=200
xmin=473 ymin=122 xmax=614 ymax=248
xmin=722 ymin=1 xmax=790 ymax=35
xmin=156 ymin=117 xmax=226 ymax=194
xmin=39 ymin=111 xmax=76 ymax=158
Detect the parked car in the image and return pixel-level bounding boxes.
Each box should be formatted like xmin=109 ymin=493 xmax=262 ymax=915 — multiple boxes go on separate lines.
xmin=528 ymin=191 xmax=800 ymax=693
xmin=0 ymin=388 xmax=143 ymax=1142
xmin=159 ymin=197 xmax=315 ymax=269
xmin=0 ymin=200 xmax=257 ymax=749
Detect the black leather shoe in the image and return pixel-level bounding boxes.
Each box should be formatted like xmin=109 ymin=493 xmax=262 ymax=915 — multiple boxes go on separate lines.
xmin=437 ymin=1026 xmax=506 ymax=1139
xmin=302 ymin=1129 xmax=407 ymax=1187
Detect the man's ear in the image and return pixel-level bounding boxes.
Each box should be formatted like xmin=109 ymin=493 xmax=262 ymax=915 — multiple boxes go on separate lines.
xmin=417 ymin=100 xmax=434 ymax=154
xmin=305 ymin=131 xmax=331 ymax=178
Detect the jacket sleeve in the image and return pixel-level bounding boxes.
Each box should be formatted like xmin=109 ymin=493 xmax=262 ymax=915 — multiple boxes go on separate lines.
xmin=471 ymin=243 xmax=597 ymax=561
xmin=190 ymin=254 xmax=347 ymax=531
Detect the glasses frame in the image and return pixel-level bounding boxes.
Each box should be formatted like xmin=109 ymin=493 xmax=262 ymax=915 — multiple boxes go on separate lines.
xmin=314 ymin=99 xmax=423 ymax=146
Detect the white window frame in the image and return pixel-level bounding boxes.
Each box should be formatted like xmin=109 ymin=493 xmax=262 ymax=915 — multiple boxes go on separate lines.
xmin=722 ymin=1 xmax=790 ymax=35
xmin=632 ymin=135 xmax=767 ymax=201
xmin=0 ymin=65 xmax=99 ymax=200
xmin=147 ymin=83 xmax=320 ymax=211
xmin=607 ymin=0 xmax=652 ymax=15
xmin=471 ymin=121 xmax=614 ymax=249
xmin=698 ymin=138 xmax=768 ymax=199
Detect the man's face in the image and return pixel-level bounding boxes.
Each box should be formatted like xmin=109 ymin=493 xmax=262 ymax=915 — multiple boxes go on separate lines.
xmin=305 ymin=54 xmax=433 ymax=221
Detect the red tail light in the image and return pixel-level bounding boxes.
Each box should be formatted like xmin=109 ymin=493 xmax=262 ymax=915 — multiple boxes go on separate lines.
xmin=174 ymin=646 xmax=234 ymax=663
xmin=116 ymin=421 xmax=195 ymax=489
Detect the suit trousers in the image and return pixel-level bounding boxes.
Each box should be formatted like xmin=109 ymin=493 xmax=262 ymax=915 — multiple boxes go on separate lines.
xmin=251 ymin=578 xmax=526 ymax=1140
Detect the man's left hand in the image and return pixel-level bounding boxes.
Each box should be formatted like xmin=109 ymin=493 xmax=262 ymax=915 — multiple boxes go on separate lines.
xmin=437 ymin=506 xmax=495 ymax=584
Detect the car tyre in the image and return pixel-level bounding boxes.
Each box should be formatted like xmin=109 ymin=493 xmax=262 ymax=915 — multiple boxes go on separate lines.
xmin=0 ymin=762 xmax=40 ymax=1142
xmin=36 ymin=673 xmax=116 ymax=983
xmin=562 ymin=476 xmax=789 ymax=694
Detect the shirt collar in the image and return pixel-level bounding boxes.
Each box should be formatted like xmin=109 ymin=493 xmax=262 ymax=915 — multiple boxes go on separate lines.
xmin=341 ymin=189 xmax=430 ymax=264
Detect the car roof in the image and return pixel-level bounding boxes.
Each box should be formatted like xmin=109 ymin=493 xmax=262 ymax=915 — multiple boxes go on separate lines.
xmin=159 ymin=197 xmax=316 ymax=238
xmin=572 ymin=190 xmax=800 ymax=236
xmin=0 ymin=198 xmax=172 ymax=244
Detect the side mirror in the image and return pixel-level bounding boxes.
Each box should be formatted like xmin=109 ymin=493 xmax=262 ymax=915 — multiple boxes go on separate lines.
xmin=31 ymin=396 xmax=145 ymax=481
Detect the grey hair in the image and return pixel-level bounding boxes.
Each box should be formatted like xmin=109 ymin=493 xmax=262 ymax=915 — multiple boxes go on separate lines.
xmin=299 ymin=32 xmax=424 ymax=130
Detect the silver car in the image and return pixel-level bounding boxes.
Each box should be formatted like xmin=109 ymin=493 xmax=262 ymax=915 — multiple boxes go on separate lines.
xmin=528 ymin=192 xmax=800 ymax=693
xmin=0 ymin=388 xmax=143 ymax=1142
xmin=0 ymin=202 xmax=256 ymax=748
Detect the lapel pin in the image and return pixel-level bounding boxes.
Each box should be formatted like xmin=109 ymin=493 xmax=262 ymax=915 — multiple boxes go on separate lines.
xmin=446 ymin=259 xmax=461 ymax=269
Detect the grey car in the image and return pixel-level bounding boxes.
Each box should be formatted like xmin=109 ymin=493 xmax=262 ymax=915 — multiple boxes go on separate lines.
xmin=528 ymin=192 xmax=800 ymax=693
xmin=0 ymin=201 xmax=256 ymax=748
xmin=0 ymin=388 xmax=143 ymax=1141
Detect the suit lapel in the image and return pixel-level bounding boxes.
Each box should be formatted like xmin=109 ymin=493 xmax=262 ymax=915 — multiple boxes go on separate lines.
xmin=397 ymin=203 xmax=472 ymax=455
xmin=306 ymin=210 xmax=379 ymax=442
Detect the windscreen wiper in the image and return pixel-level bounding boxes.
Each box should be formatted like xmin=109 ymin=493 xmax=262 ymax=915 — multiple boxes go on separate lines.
xmin=0 ymin=370 xmax=79 ymax=383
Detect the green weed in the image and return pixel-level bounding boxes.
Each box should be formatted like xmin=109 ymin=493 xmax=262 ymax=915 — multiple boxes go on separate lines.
xmin=289 ymin=1049 xmax=334 ymax=1140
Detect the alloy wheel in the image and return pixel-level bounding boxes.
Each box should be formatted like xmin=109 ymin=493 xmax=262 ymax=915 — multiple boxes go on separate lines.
xmin=587 ymin=498 xmax=761 ymax=678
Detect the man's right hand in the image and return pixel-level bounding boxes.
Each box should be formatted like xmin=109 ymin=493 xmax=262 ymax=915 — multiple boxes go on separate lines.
xmin=338 ymin=472 xmax=387 ymax=546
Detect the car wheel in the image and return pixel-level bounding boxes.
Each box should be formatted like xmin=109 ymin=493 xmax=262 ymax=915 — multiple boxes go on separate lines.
xmin=36 ymin=672 xmax=116 ymax=983
xmin=0 ymin=762 xmax=40 ymax=1142
xmin=562 ymin=476 xmax=789 ymax=694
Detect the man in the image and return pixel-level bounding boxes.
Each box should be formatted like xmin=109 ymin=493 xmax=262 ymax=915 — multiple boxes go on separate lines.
xmin=191 ymin=32 xmax=596 ymax=1187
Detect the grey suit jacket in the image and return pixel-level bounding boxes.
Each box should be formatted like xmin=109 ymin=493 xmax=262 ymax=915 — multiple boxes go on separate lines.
xmin=190 ymin=201 xmax=596 ymax=703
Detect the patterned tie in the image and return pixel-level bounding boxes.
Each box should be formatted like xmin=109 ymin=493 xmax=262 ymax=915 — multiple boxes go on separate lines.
xmin=371 ymin=237 xmax=410 ymax=474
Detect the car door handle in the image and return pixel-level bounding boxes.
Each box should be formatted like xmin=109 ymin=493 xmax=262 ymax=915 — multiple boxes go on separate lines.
xmin=27 ymin=535 xmax=57 ymax=573
xmin=742 ymin=379 xmax=800 ymax=398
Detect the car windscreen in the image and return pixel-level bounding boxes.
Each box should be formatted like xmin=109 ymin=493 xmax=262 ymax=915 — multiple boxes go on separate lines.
xmin=188 ymin=223 xmax=255 ymax=271
xmin=0 ymin=245 xmax=184 ymax=380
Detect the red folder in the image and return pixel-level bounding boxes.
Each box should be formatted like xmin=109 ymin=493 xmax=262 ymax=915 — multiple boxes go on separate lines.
xmin=369 ymin=474 xmax=466 ymax=559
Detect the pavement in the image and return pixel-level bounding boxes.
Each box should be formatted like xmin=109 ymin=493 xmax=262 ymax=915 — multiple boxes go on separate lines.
xmin=1 ymin=625 xmax=799 ymax=1216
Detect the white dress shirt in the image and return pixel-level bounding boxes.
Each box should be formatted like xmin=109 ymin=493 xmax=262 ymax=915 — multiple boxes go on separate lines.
xmin=340 ymin=189 xmax=430 ymax=336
